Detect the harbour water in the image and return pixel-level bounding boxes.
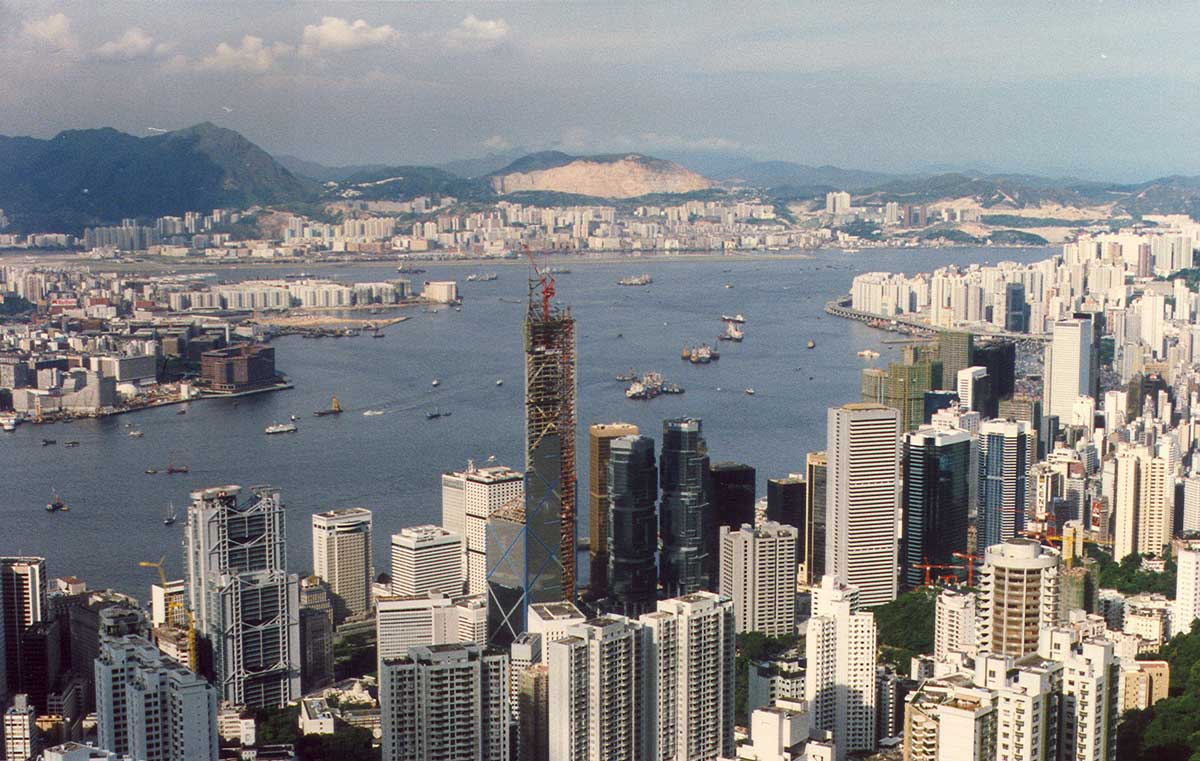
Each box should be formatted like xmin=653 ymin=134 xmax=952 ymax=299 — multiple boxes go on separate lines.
xmin=1 ymin=246 xmax=1050 ymax=595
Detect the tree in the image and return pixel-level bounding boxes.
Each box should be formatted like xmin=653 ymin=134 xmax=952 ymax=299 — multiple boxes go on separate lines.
xmin=873 ymin=587 xmax=936 ymax=675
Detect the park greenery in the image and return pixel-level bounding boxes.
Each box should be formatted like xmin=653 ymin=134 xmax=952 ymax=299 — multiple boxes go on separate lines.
xmin=873 ymin=587 xmax=936 ymax=675
xmin=735 ymin=632 xmax=800 ymax=725
xmin=1091 ymin=549 xmax=1177 ymax=597
xmin=1117 ymin=621 xmax=1200 ymax=760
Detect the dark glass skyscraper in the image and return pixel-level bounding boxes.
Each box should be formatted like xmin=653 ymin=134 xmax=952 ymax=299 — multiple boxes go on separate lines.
xmin=978 ymin=420 xmax=1033 ymax=550
xmin=902 ymin=428 xmax=972 ymax=590
xmin=1004 ymin=282 xmax=1028 ymax=333
xmin=972 ymin=339 xmax=1016 ymax=411
xmin=607 ymin=435 xmax=659 ymax=617
xmin=659 ymin=418 xmax=713 ymax=596
xmin=767 ymin=475 xmax=806 ymax=575
xmin=805 ymin=452 xmax=827 ymax=585
xmin=707 ymin=462 xmax=756 ymax=581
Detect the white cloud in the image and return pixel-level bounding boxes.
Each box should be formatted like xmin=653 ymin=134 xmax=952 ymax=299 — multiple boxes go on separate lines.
xmin=95 ymin=27 xmax=169 ymax=60
xmin=21 ymin=12 xmax=77 ymax=52
xmin=199 ymin=35 xmax=292 ymax=72
xmin=635 ymin=133 xmax=746 ymax=153
xmin=483 ymin=135 xmax=512 ymax=151
xmin=301 ymin=16 xmax=399 ymax=56
xmin=445 ymin=15 xmax=510 ymax=50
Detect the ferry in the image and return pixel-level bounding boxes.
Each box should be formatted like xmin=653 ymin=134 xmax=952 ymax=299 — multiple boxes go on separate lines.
xmin=264 ymin=422 xmax=298 ymax=435
xmin=721 ymin=313 xmax=746 ymax=324
xmin=617 ymin=274 xmax=653 ymax=286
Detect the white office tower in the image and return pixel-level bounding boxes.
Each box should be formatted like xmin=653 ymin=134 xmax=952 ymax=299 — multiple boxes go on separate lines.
xmin=1183 ymin=475 xmax=1200 ymax=534
xmin=311 ymin=507 xmax=374 ymax=624
xmin=1044 ymin=316 xmax=1095 ymax=420
xmin=930 ymin=404 xmax=981 ymax=435
xmin=509 ymin=632 xmax=542 ymax=723
xmin=934 ymin=589 xmax=977 ymax=660
xmin=825 ymin=404 xmax=900 ymax=608
xmin=375 ymin=593 xmax=458 ymax=658
xmin=4 ymin=694 xmax=37 ymax=761
xmin=638 ymin=591 xmax=736 ymax=761
xmin=528 ymin=601 xmax=587 ymax=643
xmin=902 ymin=680 xmax=996 ymax=761
xmin=185 ymin=485 xmax=300 ymax=708
xmin=379 ymin=643 xmax=510 ymax=761
xmin=957 ymin=366 xmax=989 ymax=413
xmin=977 ymin=539 xmax=1060 ymax=659
xmin=1113 ymin=446 xmax=1172 ymax=561
xmin=1176 ymin=548 xmax=1200 ymax=635
xmin=548 ymin=616 xmax=640 ymax=761
xmin=749 ymin=705 xmax=835 ymax=761
xmin=719 ymin=522 xmax=798 ymax=636
xmin=805 ymin=578 xmax=877 ymax=761
xmin=95 ymin=635 xmax=219 ymax=761
xmin=443 ymin=464 xmax=524 ymax=595
xmin=390 ymin=525 xmax=464 ymax=597
xmin=456 ymin=595 xmax=488 ymax=644
xmin=1038 ymin=631 xmax=1119 ymax=761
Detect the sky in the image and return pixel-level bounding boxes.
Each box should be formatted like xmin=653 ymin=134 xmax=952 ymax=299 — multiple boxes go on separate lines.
xmin=0 ymin=0 xmax=1198 ymax=181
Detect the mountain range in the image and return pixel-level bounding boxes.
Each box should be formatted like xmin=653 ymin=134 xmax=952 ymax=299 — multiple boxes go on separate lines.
xmin=3 ymin=123 xmax=1200 ymax=233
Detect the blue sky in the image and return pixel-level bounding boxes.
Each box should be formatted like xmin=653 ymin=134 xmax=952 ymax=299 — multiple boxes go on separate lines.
xmin=0 ymin=1 xmax=1195 ymax=180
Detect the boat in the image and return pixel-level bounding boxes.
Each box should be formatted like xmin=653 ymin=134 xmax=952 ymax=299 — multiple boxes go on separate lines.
xmin=290 ymin=415 xmax=300 ymax=421
xmin=431 ymin=379 xmax=440 ymax=387
xmin=46 ymin=488 xmax=68 ymax=513
xmin=363 ymin=410 xmax=385 ymax=417
xmin=745 ymin=388 xmax=756 ymax=396
xmin=176 ymin=409 xmax=187 ymax=415
xmin=681 ymin=345 xmax=692 ymax=360
xmin=163 ymin=502 xmax=177 ymax=526
xmin=723 ymin=283 xmax=734 ymax=289
xmin=265 ymin=422 xmax=298 ymax=435
xmin=0 ymin=417 xmax=15 ymax=432
xmin=617 ymin=274 xmax=653 ymax=286
xmin=625 ymin=381 xmax=650 ymax=400
xmin=397 ymin=265 xmax=427 ymax=274
xmin=145 ymin=469 xmax=158 ymax=475
xmin=166 ymin=452 xmax=188 ymax=474
xmin=426 ymin=409 xmax=450 ymax=420
xmin=689 ymin=344 xmax=712 ymax=364
xmin=718 ymin=322 xmax=744 ymax=342
xmin=661 ymin=382 xmax=685 ymax=395
xmin=616 ymin=369 xmax=638 ymax=382
xmin=721 ymin=313 xmax=746 ymax=324
xmin=857 ymin=349 xmax=880 ymax=359
xmin=41 ymin=439 xmax=56 ymax=446
xmin=64 ymin=441 xmax=80 ymax=448
xmin=314 ymin=396 xmax=343 ymax=416
xmin=495 ymin=379 xmax=504 ymax=386
xmin=372 ymin=327 xmax=385 ymax=338
xmin=128 ymin=430 xmax=144 ymax=438
xmin=807 ymin=340 xmax=816 ymax=349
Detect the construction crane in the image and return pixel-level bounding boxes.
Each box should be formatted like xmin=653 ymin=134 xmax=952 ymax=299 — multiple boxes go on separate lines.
xmin=522 ymin=242 xmax=554 ymax=320
xmin=138 ymin=556 xmax=197 ymax=672
xmin=951 ymin=551 xmax=983 ymax=587
xmin=914 ymin=557 xmax=965 ymax=588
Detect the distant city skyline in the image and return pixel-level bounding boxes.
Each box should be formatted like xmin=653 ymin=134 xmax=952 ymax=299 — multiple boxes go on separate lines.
xmin=3 ymin=1 xmax=1200 ymax=181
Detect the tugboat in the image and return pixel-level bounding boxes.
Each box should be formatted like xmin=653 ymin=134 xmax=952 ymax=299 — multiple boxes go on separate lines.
xmin=46 ymin=488 xmax=68 ymax=513
xmin=314 ymin=396 xmax=343 ymax=417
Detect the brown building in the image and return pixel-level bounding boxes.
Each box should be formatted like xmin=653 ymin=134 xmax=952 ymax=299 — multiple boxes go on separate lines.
xmin=587 ymin=423 xmax=639 ymax=599
xmin=200 ymin=344 xmax=276 ymax=393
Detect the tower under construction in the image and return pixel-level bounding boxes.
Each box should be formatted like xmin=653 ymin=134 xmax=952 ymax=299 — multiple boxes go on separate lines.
xmin=486 ymin=260 xmax=577 ymax=645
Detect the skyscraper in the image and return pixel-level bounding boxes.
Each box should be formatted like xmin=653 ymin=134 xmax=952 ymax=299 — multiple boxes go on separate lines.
xmin=937 ymin=331 xmax=973 ymax=392
xmin=707 ymin=462 xmax=756 ymax=580
xmin=390 ymin=525 xmax=464 ymax=597
xmin=3 ymin=695 xmax=37 ymax=761
xmin=311 ymin=507 xmax=373 ymax=625
xmin=806 ymin=579 xmax=877 ymax=761
xmin=956 ymin=366 xmax=989 ymax=415
xmin=587 ymin=423 xmax=639 ymax=599
xmin=972 ymin=339 xmax=1016 ymax=407
xmin=607 ymin=434 xmax=659 ymax=618
xmin=826 ymin=404 xmax=900 ymax=608
xmin=0 ymin=557 xmax=45 ymax=701
xmin=718 ymin=522 xmax=797 ymax=637
xmin=1004 ymin=282 xmax=1028 ymax=333
xmin=1044 ymin=316 xmax=1096 ymax=420
xmin=638 ymin=592 xmax=735 ymax=761
xmin=518 ymin=663 xmax=550 ymax=761
xmin=933 ymin=589 xmax=976 ymax=660
xmin=902 ymin=427 xmax=973 ymax=590
xmin=659 ymin=418 xmax=714 ymax=596
xmin=488 ymin=279 xmax=576 ymax=644
xmin=185 ymin=486 xmax=299 ymax=708
xmin=977 ymin=539 xmax=1060 ymax=659
xmin=95 ymin=634 xmax=219 ymax=761
xmin=443 ymin=463 xmax=524 ymax=596
xmin=885 ymin=358 xmax=939 ymax=432
xmin=766 ymin=474 xmax=806 ymax=530
xmin=548 ymin=616 xmax=641 ymax=761
xmin=1177 ymin=548 xmax=1200 ymax=635
xmin=1113 ymin=446 xmax=1172 ymax=562
xmin=806 ymin=453 xmax=828 ymax=585
xmin=977 ymin=419 xmax=1034 ymax=551
xmin=379 ymin=643 xmax=510 ymax=761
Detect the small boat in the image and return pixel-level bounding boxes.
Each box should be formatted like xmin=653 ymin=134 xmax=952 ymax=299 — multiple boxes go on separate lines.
xmin=723 ymin=283 xmax=734 ymax=289
xmin=145 ymin=469 xmax=158 ymax=475
xmin=718 ymin=322 xmax=744 ymax=342
xmin=129 ymin=430 xmax=144 ymax=438
xmin=290 ymin=415 xmax=300 ymax=421
xmin=721 ymin=314 xmax=746 ymax=324
xmin=166 ymin=452 xmax=188 ymax=474
xmin=431 ymin=379 xmax=440 ymax=387
xmin=64 ymin=441 xmax=80 ymax=448
xmin=616 ymin=369 xmax=638 ymax=382
xmin=495 ymin=379 xmax=504 ymax=386
xmin=661 ymin=383 xmax=685 ymax=395
xmin=163 ymin=502 xmax=177 ymax=526
xmin=617 ymin=274 xmax=652 ymax=286
xmin=857 ymin=349 xmax=880 ymax=359
xmin=807 ymin=340 xmax=816 ymax=349
xmin=46 ymin=488 xmax=68 ymax=513
xmin=264 ymin=422 xmax=298 ymax=435
xmin=745 ymin=388 xmax=756 ymax=396
xmin=41 ymin=439 xmax=56 ymax=446
xmin=0 ymin=417 xmax=16 ymax=432
xmin=314 ymin=396 xmax=343 ymax=416
xmin=681 ymin=345 xmax=692 ymax=360
xmin=176 ymin=409 xmax=187 ymax=415
xmin=426 ymin=409 xmax=449 ymax=420
xmin=363 ymin=410 xmax=385 ymax=417
xmin=372 ymin=327 xmax=385 ymax=338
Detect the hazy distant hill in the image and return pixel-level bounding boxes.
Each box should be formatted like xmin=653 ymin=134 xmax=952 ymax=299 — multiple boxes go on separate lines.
xmin=488 ymin=152 xmax=711 ymax=198
xmin=718 ymin=161 xmax=896 ymax=191
xmin=275 ymin=154 xmax=390 ymax=183
xmin=0 ymin=123 xmax=317 ymax=232
xmin=334 ymin=165 xmax=490 ymax=201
